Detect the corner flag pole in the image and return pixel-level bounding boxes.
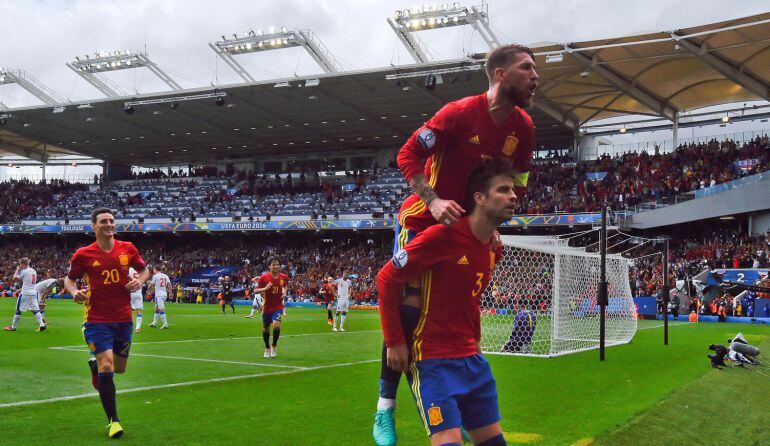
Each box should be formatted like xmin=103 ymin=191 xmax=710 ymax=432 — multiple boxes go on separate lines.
xmin=598 ymin=204 xmax=608 ymax=361
xmin=663 ymin=238 xmax=669 ymax=345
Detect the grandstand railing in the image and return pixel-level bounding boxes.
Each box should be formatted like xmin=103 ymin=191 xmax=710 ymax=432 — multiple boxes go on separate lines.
xmin=598 ymin=128 xmax=770 ymax=157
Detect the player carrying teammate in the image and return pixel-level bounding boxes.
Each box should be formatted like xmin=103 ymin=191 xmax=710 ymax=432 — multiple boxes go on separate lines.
xmin=34 ymin=275 xmax=64 ymax=324
xmin=254 ymin=256 xmax=287 ymax=358
xmin=4 ymin=258 xmax=46 ymax=332
xmin=378 ymin=160 xmax=515 ymax=445
xmin=332 ymin=270 xmax=352 ymax=332
xmin=64 ymin=208 xmax=149 ymax=438
xmin=373 ymin=44 xmax=538 ymax=446
xmin=148 ymin=264 xmax=172 ymax=329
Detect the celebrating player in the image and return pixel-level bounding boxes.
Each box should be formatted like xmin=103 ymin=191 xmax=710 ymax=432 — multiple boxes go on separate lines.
xmin=4 ymin=258 xmax=46 ymax=332
xmin=374 ymin=44 xmax=537 ymax=445
xmin=34 ymin=275 xmax=64 ymax=324
xmin=320 ymin=275 xmax=335 ymax=325
xmin=332 ymin=270 xmax=352 ymax=332
xmin=63 ymin=208 xmax=149 ymax=438
xmin=254 ymin=257 xmax=287 ymax=358
xmin=245 ymin=282 xmax=264 ymax=319
xmin=147 ymin=264 xmax=172 ymax=329
xmin=378 ymin=160 xmax=515 ymax=446
xmin=128 ymin=266 xmax=144 ymax=332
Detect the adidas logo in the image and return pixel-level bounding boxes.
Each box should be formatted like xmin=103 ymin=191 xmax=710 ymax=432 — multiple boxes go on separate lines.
xmin=92 ymin=260 xmax=101 ymax=267
xmin=468 ymin=135 xmax=480 ymax=145
xmin=457 ymin=255 xmax=469 ymax=265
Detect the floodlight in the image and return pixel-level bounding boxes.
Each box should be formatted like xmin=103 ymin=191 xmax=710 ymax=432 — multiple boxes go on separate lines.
xmin=721 ymin=116 xmax=730 ymax=123
xmin=123 ymin=104 xmax=134 ymax=114
xmin=619 ymin=127 xmax=627 ymax=133
xmin=215 ymin=97 xmax=225 ymax=107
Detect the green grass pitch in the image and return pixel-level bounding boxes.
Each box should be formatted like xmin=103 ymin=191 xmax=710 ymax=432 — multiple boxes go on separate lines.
xmin=0 ymin=298 xmax=767 ymax=445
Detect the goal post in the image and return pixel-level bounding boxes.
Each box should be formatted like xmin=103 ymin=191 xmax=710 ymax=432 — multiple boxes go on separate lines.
xmin=481 ymin=235 xmax=637 ymax=357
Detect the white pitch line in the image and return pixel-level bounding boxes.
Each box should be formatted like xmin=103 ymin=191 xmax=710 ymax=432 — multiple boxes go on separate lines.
xmin=49 ymin=329 xmax=381 ymax=349
xmin=50 ymin=347 xmax=304 ymax=370
xmin=0 ymin=358 xmax=379 ymax=409
xmin=637 ymin=321 xmax=696 ymax=330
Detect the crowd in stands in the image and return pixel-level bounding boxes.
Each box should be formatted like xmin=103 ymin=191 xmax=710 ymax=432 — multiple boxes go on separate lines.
xmin=0 ymin=234 xmax=390 ymax=306
xmin=628 ymin=227 xmax=769 ymax=317
xmin=521 ymin=135 xmax=770 ymax=214
xmin=1 ymin=135 xmax=768 ymax=224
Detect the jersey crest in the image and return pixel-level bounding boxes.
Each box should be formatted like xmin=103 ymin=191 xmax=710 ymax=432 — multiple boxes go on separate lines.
xmin=428 ymin=406 xmax=443 ymax=426
xmin=119 ymin=254 xmax=129 ymax=266
xmin=502 ymin=134 xmax=519 ymax=156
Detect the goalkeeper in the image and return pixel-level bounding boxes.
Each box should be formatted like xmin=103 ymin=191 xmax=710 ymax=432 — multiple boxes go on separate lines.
xmin=502 ymin=303 xmax=537 ymax=353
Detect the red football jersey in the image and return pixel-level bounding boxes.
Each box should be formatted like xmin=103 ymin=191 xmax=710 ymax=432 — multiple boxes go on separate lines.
xmin=67 ymin=240 xmax=146 ymax=323
xmin=397 ymin=93 xmax=534 ymax=233
xmin=258 ymin=272 xmax=288 ymax=314
xmin=321 ymin=283 xmax=334 ymax=305
xmin=377 ymin=218 xmax=501 ymax=361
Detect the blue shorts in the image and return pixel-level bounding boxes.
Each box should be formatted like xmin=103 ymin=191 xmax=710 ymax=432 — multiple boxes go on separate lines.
xmin=407 ymin=354 xmax=501 ymax=436
xmin=393 ymin=219 xmax=417 ymax=256
xmin=262 ymin=311 xmax=283 ymax=325
xmin=83 ymin=322 xmax=133 ymax=356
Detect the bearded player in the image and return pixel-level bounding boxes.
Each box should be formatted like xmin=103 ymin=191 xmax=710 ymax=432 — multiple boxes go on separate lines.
xmin=374 ymin=44 xmax=537 ymax=446
xmin=64 ymin=208 xmax=150 ymax=438
xmin=379 ymin=160 xmax=514 ymax=445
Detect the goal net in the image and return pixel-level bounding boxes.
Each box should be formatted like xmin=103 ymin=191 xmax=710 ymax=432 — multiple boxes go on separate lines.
xmin=481 ymin=235 xmax=637 ymax=357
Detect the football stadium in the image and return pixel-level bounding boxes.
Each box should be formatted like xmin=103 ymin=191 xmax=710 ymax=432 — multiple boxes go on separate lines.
xmin=1 ymin=2 xmax=769 ymax=445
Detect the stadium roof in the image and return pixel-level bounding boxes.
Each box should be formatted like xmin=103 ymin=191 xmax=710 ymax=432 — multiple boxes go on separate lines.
xmin=1 ymin=12 xmax=768 ymax=166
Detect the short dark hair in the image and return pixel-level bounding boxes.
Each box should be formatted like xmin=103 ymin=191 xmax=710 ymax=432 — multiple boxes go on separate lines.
xmin=464 ymin=159 xmax=515 ymax=213
xmin=485 ymin=44 xmax=535 ymax=82
xmin=91 ymin=207 xmax=114 ymax=224
xmin=267 ymin=256 xmax=281 ymax=266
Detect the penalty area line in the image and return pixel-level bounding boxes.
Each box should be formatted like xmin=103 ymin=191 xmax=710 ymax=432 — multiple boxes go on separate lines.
xmin=48 ymin=329 xmax=381 ymax=349
xmin=0 ymin=358 xmax=379 ymax=409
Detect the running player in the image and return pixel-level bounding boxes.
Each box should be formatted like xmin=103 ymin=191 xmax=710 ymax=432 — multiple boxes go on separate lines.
xmin=378 ymin=160 xmax=514 ymax=445
xmin=4 ymin=258 xmax=46 ymax=332
xmin=34 ymin=275 xmax=63 ymax=324
xmin=373 ymin=44 xmax=538 ymax=446
xmin=254 ymin=257 xmax=287 ymax=358
xmin=332 ymin=270 xmax=352 ymax=332
xmin=64 ymin=207 xmax=149 ymax=438
xmin=128 ymin=266 xmax=144 ymax=332
xmin=320 ymin=275 xmax=335 ymax=325
xmin=148 ymin=265 xmax=172 ymax=329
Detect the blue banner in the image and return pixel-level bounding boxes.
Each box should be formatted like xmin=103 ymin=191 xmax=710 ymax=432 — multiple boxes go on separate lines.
xmin=179 ymin=266 xmax=242 ymax=286
xmin=714 ymin=269 xmax=768 ymax=285
xmin=585 ymin=172 xmax=608 ymax=181
xmin=0 ymin=213 xmax=603 ymax=234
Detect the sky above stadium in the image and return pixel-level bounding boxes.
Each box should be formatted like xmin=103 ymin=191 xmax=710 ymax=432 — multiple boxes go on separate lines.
xmin=1 ymin=0 xmax=769 ymax=108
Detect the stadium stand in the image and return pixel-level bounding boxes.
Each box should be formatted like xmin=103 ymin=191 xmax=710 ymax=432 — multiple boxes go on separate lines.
xmin=2 ymin=135 xmax=767 ymax=225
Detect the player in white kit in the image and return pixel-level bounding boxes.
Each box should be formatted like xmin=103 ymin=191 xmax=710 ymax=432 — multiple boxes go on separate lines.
xmin=332 ymin=270 xmax=352 ymax=332
xmin=34 ymin=276 xmax=63 ymax=324
xmin=245 ymin=276 xmax=264 ymax=319
xmin=147 ymin=265 xmax=172 ymax=329
xmin=4 ymin=258 xmax=46 ymax=332
xmin=128 ymin=267 xmax=145 ymax=332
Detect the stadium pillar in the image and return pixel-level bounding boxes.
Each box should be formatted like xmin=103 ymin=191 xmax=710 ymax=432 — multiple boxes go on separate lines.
xmin=662 ymin=238 xmax=669 ymax=345
xmin=672 ymin=114 xmax=679 ymax=153
xmin=42 ymin=144 xmax=48 ymax=183
xmin=598 ymin=204 xmax=608 ymax=361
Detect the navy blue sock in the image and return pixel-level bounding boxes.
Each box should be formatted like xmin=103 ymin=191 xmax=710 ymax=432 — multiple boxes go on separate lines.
xmin=262 ymin=331 xmax=270 ymax=349
xmin=97 ymin=372 xmax=118 ymax=422
xmin=271 ymin=328 xmax=280 ymax=347
xmin=477 ymin=433 xmax=506 ymax=446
